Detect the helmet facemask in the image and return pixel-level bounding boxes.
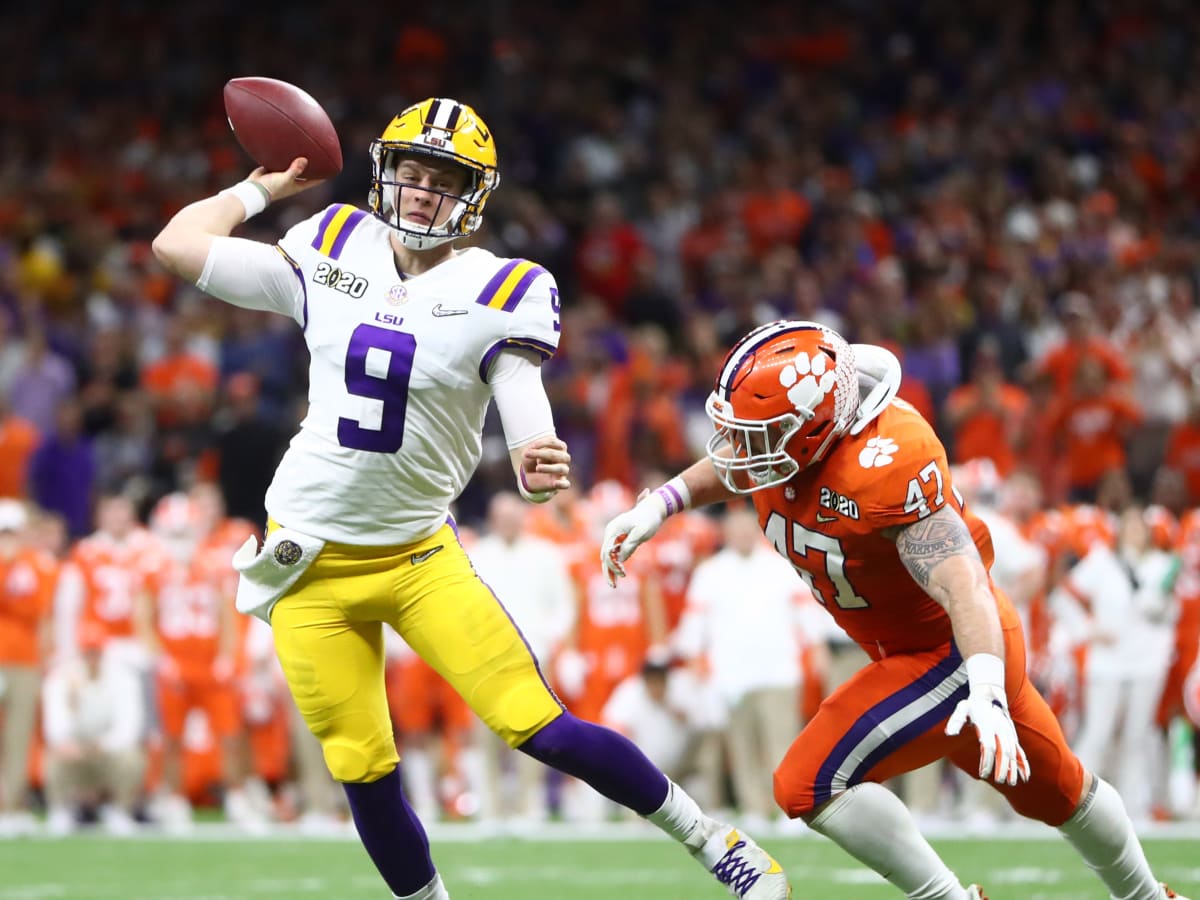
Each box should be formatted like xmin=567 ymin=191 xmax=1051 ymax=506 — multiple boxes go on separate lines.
xmin=704 ymin=321 xmax=860 ymax=494
xmin=705 ymin=395 xmax=805 ymax=494
xmin=367 ymin=99 xmax=500 ymax=251
xmin=369 ymin=145 xmax=496 ymax=250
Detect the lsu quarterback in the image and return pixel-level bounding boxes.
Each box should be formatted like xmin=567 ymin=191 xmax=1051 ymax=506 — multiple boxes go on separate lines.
xmin=602 ymin=319 xmax=1191 ymax=900
xmin=152 ymin=98 xmax=790 ymax=900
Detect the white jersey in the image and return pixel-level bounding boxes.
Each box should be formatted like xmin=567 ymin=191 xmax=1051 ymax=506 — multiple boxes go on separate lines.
xmin=214 ymin=203 xmax=561 ymax=544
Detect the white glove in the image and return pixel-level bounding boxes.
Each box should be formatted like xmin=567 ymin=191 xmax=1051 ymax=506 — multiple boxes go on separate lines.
xmin=601 ymin=489 xmax=668 ymax=588
xmin=944 ymin=654 xmax=1031 ymax=786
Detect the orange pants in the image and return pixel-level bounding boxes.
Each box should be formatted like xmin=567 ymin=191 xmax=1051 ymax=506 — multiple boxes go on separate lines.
xmin=1157 ymin=594 xmax=1200 ymax=726
xmin=158 ymin=670 xmax=240 ymax=740
xmin=386 ymin=656 xmax=473 ymax=736
xmin=774 ymin=622 xmax=1085 ymax=826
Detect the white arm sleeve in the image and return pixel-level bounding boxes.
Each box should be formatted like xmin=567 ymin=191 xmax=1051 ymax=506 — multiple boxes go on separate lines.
xmin=491 ymin=350 xmax=557 ymax=449
xmin=197 ymin=235 xmax=306 ymax=324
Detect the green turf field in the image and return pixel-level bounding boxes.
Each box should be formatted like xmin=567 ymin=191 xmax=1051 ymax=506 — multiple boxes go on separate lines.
xmin=0 ymin=831 xmax=1196 ymax=899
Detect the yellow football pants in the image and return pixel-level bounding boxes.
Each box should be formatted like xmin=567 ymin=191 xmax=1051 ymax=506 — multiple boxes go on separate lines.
xmin=269 ymin=522 xmax=563 ymax=783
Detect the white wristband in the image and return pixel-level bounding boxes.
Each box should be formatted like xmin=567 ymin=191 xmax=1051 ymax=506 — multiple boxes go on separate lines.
xmin=964 ymin=652 xmax=1006 ymax=691
xmin=220 ymin=180 xmax=271 ymax=222
xmin=651 ymin=476 xmax=691 ymax=517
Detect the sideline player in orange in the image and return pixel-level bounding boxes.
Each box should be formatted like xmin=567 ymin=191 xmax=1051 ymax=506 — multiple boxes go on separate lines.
xmin=602 ymin=320 xmax=1189 ymax=900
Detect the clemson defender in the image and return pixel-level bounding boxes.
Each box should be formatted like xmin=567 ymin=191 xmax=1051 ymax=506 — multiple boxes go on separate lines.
xmin=603 ymin=320 xmax=1189 ymax=900
xmin=153 ymin=97 xmax=788 ymax=899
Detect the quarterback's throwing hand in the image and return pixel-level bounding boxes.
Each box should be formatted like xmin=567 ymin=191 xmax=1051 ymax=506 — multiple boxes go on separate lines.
xmin=249 ymin=157 xmax=324 ymax=203
xmin=601 ymin=490 xmax=668 ymax=588
xmin=945 ymin=684 xmax=1031 ymax=786
xmin=520 ymin=436 xmax=571 ymax=495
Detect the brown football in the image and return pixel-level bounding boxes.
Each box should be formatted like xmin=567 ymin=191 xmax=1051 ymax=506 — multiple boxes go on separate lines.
xmin=223 ymin=77 xmax=343 ymax=180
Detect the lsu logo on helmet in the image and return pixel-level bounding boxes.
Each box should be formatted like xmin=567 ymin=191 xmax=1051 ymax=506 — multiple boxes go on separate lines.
xmin=368 ymin=97 xmax=499 ymax=250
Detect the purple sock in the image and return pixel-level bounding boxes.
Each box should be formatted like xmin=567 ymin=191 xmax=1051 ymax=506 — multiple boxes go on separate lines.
xmin=342 ymin=766 xmax=435 ymax=897
xmin=518 ymin=712 xmax=669 ymax=815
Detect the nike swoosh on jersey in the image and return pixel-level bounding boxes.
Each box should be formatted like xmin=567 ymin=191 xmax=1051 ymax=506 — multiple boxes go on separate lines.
xmin=410 ymin=545 xmax=445 ymax=564
xmin=431 ymin=304 xmax=468 ymax=317
xmin=816 ymin=513 xmax=838 ymax=523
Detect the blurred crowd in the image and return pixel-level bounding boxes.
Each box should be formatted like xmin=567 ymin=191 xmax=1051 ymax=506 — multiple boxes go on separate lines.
xmin=3 ymin=0 xmax=1200 ymax=833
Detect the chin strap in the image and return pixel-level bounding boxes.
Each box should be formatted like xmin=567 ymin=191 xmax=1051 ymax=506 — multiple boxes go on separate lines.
xmin=849 ymin=343 xmax=901 ymax=436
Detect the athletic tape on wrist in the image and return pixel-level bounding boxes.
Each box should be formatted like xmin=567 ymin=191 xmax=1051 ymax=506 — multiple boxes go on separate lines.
xmin=965 ymin=652 xmax=1006 ymax=691
xmin=220 ymin=181 xmax=271 ymax=222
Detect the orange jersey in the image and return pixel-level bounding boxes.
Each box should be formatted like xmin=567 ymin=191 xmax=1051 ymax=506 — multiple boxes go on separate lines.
xmin=1165 ymin=422 xmax=1200 ymax=503
xmin=72 ymin=529 xmax=171 ymax=639
xmin=0 ymin=548 xmax=57 ymax=665
xmin=644 ymin=512 xmax=721 ymax=632
xmin=148 ymin=544 xmax=233 ymax=674
xmin=1060 ymin=503 xmax=1116 ymax=559
xmin=750 ymin=400 xmax=1017 ymax=658
xmin=568 ymin=551 xmax=656 ymax=720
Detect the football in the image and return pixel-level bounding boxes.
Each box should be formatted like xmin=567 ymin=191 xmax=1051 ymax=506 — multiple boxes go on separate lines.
xmin=223 ymin=76 xmax=343 ymax=180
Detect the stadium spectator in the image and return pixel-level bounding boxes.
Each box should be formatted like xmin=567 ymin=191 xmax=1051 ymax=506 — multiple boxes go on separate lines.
xmin=5 ymin=326 xmax=75 ymax=436
xmin=27 ymin=399 xmax=96 ymax=539
xmin=1035 ymin=292 xmax=1131 ymax=399
xmin=0 ymin=394 xmax=39 ymax=499
xmin=944 ymin=338 xmax=1032 ymax=476
xmin=1048 ymin=358 xmax=1142 ymax=503
xmin=0 ymin=499 xmax=57 ymax=836
xmin=212 ymin=373 xmax=287 ymax=527
xmin=42 ymin=620 xmax=145 ymax=836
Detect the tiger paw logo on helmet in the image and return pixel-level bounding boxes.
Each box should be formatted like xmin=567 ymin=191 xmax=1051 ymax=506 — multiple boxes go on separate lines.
xmin=858 ymin=437 xmax=899 ymax=468
xmin=779 ymin=352 xmax=837 ymax=412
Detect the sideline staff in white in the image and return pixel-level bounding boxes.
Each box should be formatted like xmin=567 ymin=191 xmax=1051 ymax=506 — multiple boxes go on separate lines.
xmin=1056 ymin=505 xmax=1180 ymax=824
xmin=468 ymin=492 xmax=574 ymax=822
xmin=42 ymin=621 xmax=145 ymax=835
xmin=675 ymin=505 xmax=807 ymax=823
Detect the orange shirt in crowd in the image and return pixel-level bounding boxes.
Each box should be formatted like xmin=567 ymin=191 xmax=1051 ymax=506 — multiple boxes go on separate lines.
xmin=1165 ymin=420 xmax=1200 ymax=504
xmin=741 ymin=187 xmax=811 ymax=258
xmin=141 ymin=353 xmax=218 ymax=398
xmin=0 ymin=415 xmax=40 ymax=498
xmin=1038 ymin=337 xmax=1132 ymax=396
xmin=0 ymin=548 xmax=58 ymax=665
xmin=944 ymin=382 xmax=1031 ymax=476
xmin=1049 ymin=393 xmax=1141 ymax=491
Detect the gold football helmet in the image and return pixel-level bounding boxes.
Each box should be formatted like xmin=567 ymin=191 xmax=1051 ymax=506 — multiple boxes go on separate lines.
xmin=368 ymin=97 xmax=499 ymax=250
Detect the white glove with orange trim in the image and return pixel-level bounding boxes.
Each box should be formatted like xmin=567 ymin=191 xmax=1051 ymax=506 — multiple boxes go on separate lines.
xmin=601 ymin=491 xmax=667 ymax=588
xmin=601 ymin=478 xmax=690 ymax=588
xmin=944 ymin=653 xmax=1031 ymax=786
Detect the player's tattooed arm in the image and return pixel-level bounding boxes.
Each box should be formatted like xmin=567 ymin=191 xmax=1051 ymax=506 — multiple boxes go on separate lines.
xmin=888 ymin=505 xmax=983 ymax=590
xmin=886 ymin=505 xmax=1005 ymax=658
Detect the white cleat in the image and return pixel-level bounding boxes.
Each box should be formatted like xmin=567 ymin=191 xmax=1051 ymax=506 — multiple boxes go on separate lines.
xmin=966 ymin=886 xmax=989 ymax=900
xmin=692 ymin=824 xmax=791 ymax=899
xmin=1162 ymin=884 xmax=1191 ymax=900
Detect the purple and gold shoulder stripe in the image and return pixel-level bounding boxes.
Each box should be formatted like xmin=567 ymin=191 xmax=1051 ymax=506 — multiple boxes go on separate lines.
xmin=311 ymin=204 xmax=369 ymax=259
xmin=477 ymin=337 xmax=558 ymax=382
xmin=475 ymin=259 xmax=547 ymax=312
